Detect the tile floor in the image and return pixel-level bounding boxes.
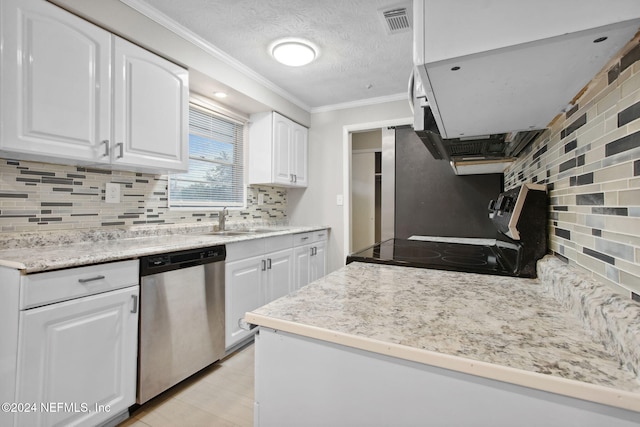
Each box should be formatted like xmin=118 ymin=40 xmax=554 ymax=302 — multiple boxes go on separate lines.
xmin=118 ymin=343 xmax=254 ymax=427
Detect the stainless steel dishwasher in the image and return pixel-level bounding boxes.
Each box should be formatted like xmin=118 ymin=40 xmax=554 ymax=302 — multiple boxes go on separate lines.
xmin=137 ymin=245 xmax=226 ymax=404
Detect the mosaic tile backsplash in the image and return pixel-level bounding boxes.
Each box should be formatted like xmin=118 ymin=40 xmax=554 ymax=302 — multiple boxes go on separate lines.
xmin=505 ymin=36 xmax=640 ymax=297
xmin=0 ymin=159 xmax=287 ymax=232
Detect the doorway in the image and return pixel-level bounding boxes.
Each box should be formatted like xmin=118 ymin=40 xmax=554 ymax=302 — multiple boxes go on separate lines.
xmin=351 ymin=130 xmax=381 ymax=252
xmin=342 ymin=117 xmax=411 ymax=261
xmin=347 ymin=126 xmax=397 ymax=254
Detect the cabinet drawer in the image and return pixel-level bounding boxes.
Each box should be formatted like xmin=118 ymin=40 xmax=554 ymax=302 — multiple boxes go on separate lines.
xmin=294 ymin=229 xmax=328 ymax=246
xmin=293 ymin=232 xmax=314 ymax=247
xmin=265 ymin=234 xmax=293 ymax=252
xmin=226 ymin=239 xmax=265 ymax=262
xmin=20 ymin=260 xmax=139 ymax=309
xmin=313 ymin=229 xmax=328 ymax=242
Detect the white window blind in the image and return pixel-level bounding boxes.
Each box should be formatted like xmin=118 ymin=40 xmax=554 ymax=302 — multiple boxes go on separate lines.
xmin=169 ymin=104 xmax=245 ymax=208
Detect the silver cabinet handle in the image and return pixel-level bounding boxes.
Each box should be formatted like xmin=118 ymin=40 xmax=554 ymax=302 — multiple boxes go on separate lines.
xmin=78 ymin=275 xmax=105 ymax=284
xmin=116 ymin=142 xmax=124 ymax=159
xmin=261 ymin=260 xmax=266 ymax=271
xmin=131 ymin=295 xmax=138 ymax=314
xmin=301 ymin=236 xmax=309 ymax=241
xmin=267 ymin=258 xmax=272 ymax=269
xmin=289 ymin=173 xmax=294 ymax=183
xmin=102 ymin=140 xmax=110 ymax=157
xmin=294 ymin=174 xmax=297 ymax=183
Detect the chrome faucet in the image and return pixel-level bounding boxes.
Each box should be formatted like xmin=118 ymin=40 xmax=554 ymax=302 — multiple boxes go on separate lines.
xmin=218 ymin=207 xmax=228 ymax=231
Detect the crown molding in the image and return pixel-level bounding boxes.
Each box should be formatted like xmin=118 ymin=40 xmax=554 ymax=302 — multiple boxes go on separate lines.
xmin=310 ymin=92 xmax=409 ymax=114
xmin=120 ymin=0 xmax=311 ymax=112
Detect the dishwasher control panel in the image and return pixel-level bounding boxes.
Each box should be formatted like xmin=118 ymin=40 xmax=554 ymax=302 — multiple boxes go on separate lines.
xmin=140 ymin=245 xmax=226 ymax=276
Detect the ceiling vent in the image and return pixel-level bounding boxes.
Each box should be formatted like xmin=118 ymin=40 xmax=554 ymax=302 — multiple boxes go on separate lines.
xmin=379 ymin=3 xmax=412 ymax=35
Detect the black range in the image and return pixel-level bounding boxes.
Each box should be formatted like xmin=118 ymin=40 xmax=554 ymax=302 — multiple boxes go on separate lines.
xmin=347 ymin=184 xmax=548 ymax=278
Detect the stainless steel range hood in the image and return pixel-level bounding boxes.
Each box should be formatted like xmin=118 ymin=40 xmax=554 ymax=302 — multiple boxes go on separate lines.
xmin=409 ymin=69 xmax=544 ymax=174
xmin=414 ymin=103 xmax=544 ymax=170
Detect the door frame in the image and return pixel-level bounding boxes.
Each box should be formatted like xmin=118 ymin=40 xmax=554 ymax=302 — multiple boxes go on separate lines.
xmin=342 ymin=117 xmax=412 ymax=261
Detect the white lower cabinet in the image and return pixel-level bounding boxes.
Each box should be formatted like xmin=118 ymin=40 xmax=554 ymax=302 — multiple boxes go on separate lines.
xmin=225 ymin=230 xmax=328 ymax=350
xmin=225 ymin=236 xmax=293 ymax=349
xmin=225 ymin=253 xmax=263 ymax=349
xmin=11 ymin=260 xmax=139 ymax=427
xmin=292 ymin=230 xmax=328 ymax=291
xmin=263 ymin=248 xmax=294 ymax=303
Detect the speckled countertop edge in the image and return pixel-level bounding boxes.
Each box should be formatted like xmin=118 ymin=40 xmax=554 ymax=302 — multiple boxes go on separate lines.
xmin=0 ymin=224 xmax=330 ymax=273
xmin=247 ymin=312 xmax=640 ymax=412
xmin=245 ymin=260 xmax=640 ymax=413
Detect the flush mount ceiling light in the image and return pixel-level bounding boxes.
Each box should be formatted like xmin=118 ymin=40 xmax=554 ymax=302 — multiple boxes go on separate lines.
xmin=213 ymin=91 xmax=228 ymax=99
xmin=270 ymin=38 xmax=318 ymax=67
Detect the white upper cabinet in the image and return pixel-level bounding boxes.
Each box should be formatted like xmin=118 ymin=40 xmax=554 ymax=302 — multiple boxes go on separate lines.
xmin=113 ymin=37 xmax=188 ymax=172
xmin=413 ymin=0 xmax=640 ymax=139
xmin=249 ymin=111 xmax=308 ymax=188
xmin=291 ymin=123 xmax=308 ymax=187
xmin=0 ymin=0 xmax=112 ymax=165
xmin=0 ymin=0 xmax=188 ymax=173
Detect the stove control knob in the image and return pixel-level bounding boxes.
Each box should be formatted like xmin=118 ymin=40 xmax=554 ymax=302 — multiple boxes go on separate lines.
xmin=503 ymin=196 xmax=514 ymax=212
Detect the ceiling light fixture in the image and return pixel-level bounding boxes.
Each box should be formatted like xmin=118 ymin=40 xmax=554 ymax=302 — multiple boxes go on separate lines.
xmin=270 ymin=38 xmax=318 ymax=67
xmin=213 ymin=91 xmax=228 ymax=99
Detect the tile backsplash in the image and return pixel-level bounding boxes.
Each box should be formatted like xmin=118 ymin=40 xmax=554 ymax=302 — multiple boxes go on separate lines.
xmin=505 ymin=36 xmax=640 ymax=297
xmin=0 ymin=159 xmax=286 ymax=232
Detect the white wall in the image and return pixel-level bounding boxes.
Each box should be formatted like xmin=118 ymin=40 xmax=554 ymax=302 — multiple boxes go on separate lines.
xmin=287 ymin=100 xmax=412 ymax=274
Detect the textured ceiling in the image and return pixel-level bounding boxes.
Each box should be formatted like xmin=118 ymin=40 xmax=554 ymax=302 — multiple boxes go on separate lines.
xmin=137 ymin=0 xmax=413 ymax=110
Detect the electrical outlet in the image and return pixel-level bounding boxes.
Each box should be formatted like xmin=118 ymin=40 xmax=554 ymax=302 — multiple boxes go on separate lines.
xmin=258 ymin=193 xmax=265 ymax=205
xmin=105 ymin=182 xmax=120 ymax=203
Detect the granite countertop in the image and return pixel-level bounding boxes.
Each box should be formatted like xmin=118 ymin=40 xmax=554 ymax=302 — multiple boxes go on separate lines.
xmin=0 ymin=224 xmax=329 ymax=273
xmin=246 ymin=260 xmax=640 ymax=412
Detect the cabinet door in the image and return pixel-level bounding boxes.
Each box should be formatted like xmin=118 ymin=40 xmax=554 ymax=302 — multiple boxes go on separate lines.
xmin=0 ymin=0 xmax=111 ymax=164
xmin=15 ymin=286 xmax=138 ymax=427
xmin=291 ymin=123 xmax=308 ymax=187
xmin=225 ymin=255 xmax=264 ymax=349
xmin=265 ymin=248 xmax=293 ymax=303
xmin=310 ymin=240 xmax=327 ymax=283
xmin=293 ymin=245 xmax=311 ymax=291
xmin=272 ymin=113 xmax=292 ymax=185
xmin=113 ymin=37 xmax=188 ymax=173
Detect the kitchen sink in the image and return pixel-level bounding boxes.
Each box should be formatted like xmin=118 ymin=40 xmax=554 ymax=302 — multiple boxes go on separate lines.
xmin=210 ymin=231 xmax=253 ymax=236
xmin=208 ymin=228 xmax=274 ymax=236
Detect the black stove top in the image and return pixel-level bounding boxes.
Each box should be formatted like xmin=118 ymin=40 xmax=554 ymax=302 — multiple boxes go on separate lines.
xmin=347 ymin=184 xmax=548 ymax=278
xmin=347 ymin=238 xmax=522 ymax=277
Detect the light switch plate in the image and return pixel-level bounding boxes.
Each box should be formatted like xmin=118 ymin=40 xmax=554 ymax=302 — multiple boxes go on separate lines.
xmin=336 ymin=194 xmax=344 ymax=206
xmin=105 ymin=182 xmax=120 ymax=203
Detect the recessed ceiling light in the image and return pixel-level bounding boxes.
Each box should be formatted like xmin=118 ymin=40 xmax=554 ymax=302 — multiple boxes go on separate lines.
xmin=270 ymin=38 xmax=318 ymax=67
xmin=213 ymin=91 xmax=228 ymax=99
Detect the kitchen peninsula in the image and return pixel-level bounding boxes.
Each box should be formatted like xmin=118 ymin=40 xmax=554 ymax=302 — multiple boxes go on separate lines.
xmin=246 ymin=258 xmax=640 ymax=426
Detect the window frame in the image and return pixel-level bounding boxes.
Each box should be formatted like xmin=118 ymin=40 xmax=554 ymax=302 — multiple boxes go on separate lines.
xmin=168 ymin=96 xmax=248 ymax=210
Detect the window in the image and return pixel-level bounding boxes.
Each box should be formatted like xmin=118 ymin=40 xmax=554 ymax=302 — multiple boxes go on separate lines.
xmin=169 ymin=102 xmax=246 ymax=209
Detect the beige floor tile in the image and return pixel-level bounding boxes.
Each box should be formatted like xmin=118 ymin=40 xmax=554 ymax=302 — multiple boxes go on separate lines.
xmin=119 ymin=343 xmax=254 ymax=427
xmin=135 ymin=398 xmax=240 ymax=427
